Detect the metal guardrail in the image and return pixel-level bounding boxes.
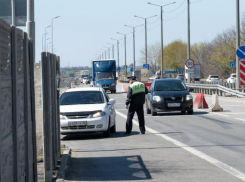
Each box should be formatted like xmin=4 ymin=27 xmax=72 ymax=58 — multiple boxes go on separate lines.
xmin=186 ymin=83 xmax=245 ymax=98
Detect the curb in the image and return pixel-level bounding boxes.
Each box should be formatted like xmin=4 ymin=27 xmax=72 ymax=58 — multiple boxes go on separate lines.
xmin=56 ymin=148 xmax=71 ymax=182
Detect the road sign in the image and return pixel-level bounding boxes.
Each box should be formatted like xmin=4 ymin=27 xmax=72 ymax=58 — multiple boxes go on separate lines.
xmin=130 ymin=68 xmax=134 ymax=72
xmin=230 ymin=62 xmax=236 ymax=68
xmin=143 ymin=64 xmax=149 ymax=70
xmin=240 ymin=60 xmax=245 ymax=86
xmin=117 ymin=67 xmax=121 ymax=71
xmin=0 ymin=0 xmax=27 ymax=26
xmin=236 ymin=46 xmax=245 ymax=59
xmin=186 ymin=69 xmax=194 ymax=73
xmin=185 ymin=59 xmax=195 ymax=68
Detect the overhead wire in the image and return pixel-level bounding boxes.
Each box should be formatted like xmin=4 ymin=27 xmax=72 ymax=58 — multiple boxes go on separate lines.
xmin=147 ymin=16 xmax=161 ymax=24
xmin=163 ymin=7 xmax=187 ymax=21
xmin=163 ymin=0 xmax=185 ymax=13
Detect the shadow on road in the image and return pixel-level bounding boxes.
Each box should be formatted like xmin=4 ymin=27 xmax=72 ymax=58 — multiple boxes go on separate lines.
xmin=65 ymin=155 xmax=152 ymax=181
xmin=61 ymin=131 xmax=140 ymax=141
xmin=150 ymin=111 xmax=209 ymax=117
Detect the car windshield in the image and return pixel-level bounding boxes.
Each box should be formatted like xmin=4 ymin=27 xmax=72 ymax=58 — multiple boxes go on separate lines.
xmin=87 ymin=76 xmax=92 ymax=79
xmin=95 ymin=72 xmax=114 ymax=81
xmin=210 ymin=76 xmax=218 ymax=78
xmin=232 ymin=75 xmax=236 ymax=78
xmin=154 ymin=81 xmax=187 ymax=91
xmin=60 ymin=91 xmax=104 ymax=105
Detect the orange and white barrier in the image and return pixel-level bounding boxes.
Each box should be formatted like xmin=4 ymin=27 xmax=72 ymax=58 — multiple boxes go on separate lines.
xmin=193 ymin=93 xmax=208 ymax=109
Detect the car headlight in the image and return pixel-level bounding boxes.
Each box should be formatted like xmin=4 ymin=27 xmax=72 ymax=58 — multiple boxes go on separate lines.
xmin=153 ymin=96 xmax=161 ymax=102
xmin=186 ymin=95 xmax=193 ymax=101
xmin=60 ymin=115 xmax=65 ymax=120
xmin=96 ymin=83 xmax=101 ymax=86
xmin=92 ymin=111 xmax=106 ymax=118
xmin=111 ymin=83 xmax=115 ymax=86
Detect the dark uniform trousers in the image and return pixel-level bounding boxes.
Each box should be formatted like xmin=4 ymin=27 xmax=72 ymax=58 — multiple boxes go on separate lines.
xmin=126 ymin=103 xmax=145 ymax=133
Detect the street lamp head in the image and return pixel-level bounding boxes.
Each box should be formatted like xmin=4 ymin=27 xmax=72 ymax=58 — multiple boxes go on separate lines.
xmin=54 ymin=16 xmax=61 ymax=19
xmin=148 ymin=2 xmax=151 ymax=4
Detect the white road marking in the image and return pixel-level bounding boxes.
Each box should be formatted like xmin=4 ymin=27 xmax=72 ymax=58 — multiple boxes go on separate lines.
xmin=116 ymin=110 xmax=245 ymax=181
xmin=235 ymin=118 xmax=245 ymax=122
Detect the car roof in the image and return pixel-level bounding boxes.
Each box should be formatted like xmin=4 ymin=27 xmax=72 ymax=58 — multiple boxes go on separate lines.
xmin=155 ymin=78 xmax=182 ymax=82
xmin=64 ymin=87 xmax=102 ymax=93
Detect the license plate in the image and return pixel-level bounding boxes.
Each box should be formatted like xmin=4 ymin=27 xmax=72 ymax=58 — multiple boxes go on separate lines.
xmin=68 ymin=121 xmax=87 ymax=126
xmin=168 ymin=103 xmax=181 ymax=107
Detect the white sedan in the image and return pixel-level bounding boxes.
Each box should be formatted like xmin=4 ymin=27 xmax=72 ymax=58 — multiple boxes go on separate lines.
xmin=227 ymin=73 xmax=236 ymax=83
xmin=59 ymin=87 xmax=116 ymax=137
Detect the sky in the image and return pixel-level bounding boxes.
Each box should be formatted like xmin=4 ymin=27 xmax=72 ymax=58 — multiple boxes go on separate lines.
xmin=28 ymin=0 xmax=245 ymax=67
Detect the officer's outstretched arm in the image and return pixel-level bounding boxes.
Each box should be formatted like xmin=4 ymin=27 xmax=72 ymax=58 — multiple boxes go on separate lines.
xmin=125 ymin=86 xmax=132 ymax=105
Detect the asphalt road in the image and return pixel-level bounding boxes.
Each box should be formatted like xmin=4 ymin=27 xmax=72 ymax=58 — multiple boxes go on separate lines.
xmin=62 ymin=83 xmax=245 ymax=182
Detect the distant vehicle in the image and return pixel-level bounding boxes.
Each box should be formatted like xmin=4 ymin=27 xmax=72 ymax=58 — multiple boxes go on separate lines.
xmin=86 ymin=76 xmax=92 ymax=84
xmin=176 ymin=74 xmax=185 ymax=81
xmin=82 ymin=77 xmax=87 ymax=84
xmin=145 ymin=79 xmax=193 ymax=116
xmin=206 ymin=75 xmax=219 ymax=83
xmin=59 ymin=87 xmax=116 ymax=137
xmin=185 ymin=64 xmax=201 ymax=81
xmin=92 ymin=60 xmax=117 ymax=93
xmin=80 ymin=70 xmax=89 ymax=78
xmin=227 ymin=73 xmax=236 ymax=83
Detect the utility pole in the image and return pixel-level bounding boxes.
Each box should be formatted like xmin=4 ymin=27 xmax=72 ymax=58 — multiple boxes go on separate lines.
xmin=52 ymin=16 xmax=60 ymax=54
xmin=135 ymin=15 xmax=157 ymax=64
xmin=236 ymin=0 xmax=240 ymax=89
xmin=26 ymin=0 xmax=35 ymax=60
xmin=125 ymin=24 xmax=143 ymax=76
xmin=11 ymin=0 xmax=15 ymax=25
xmin=118 ymin=32 xmax=130 ymax=78
xmin=187 ymin=0 xmax=191 ymax=83
xmin=148 ymin=2 xmax=176 ymax=78
xmin=107 ymin=43 xmax=115 ymax=59
xmin=111 ymin=38 xmax=120 ymax=68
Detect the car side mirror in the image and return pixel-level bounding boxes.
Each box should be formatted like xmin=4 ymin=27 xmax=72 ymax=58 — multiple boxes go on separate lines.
xmin=108 ymin=99 xmax=116 ymax=105
xmin=189 ymin=88 xmax=194 ymax=92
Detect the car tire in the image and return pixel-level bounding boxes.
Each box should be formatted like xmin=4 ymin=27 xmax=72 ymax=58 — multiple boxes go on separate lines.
xmin=181 ymin=111 xmax=186 ymax=114
xmin=151 ymin=107 xmax=157 ymax=116
xmin=187 ymin=110 xmax=193 ymax=115
xmin=146 ymin=101 xmax=151 ymax=114
xmin=110 ymin=122 xmax=116 ymax=133
xmin=103 ymin=120 xmax=111 ymax=137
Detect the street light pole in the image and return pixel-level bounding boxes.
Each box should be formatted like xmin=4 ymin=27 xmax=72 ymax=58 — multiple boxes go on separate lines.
xmin=45 ymin=25 xmax=51 ymax=52
xmin=104 ymin=46 xmax=110 ymax=59
xmin=118 ymin=32 xmax=131 ymax=78
xmin=52 ymin=16 xmax=61 ymax=54
xmin=26 ymin=0 xmax=35 ymax=62
xmin=148 ymin=2 xmax=175 ymax=77
xmin=111 ymin=38 xmax=120 ymax=68
xmin=187 ymin=0 xmax=191 ymax=83
xmin=42 ymin=33 xmax=48 ymax=52
xmin=135 ymin=15 xmax=157 ymax=64
xmin=125 ymin=24 xmax=143 ymax=76
xmin=236 ymin=0 xmax=240 ymax=89
xmin=107 ymin=43 xmax=115 ymax=59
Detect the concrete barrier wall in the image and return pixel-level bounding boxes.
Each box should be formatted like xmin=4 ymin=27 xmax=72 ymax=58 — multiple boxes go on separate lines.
xmin=0 ymin=19 xmax=37 ymax=182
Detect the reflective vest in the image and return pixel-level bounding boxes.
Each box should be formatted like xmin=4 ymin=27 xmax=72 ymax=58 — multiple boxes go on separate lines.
xmin=130 ymin=82 xmax=145 ymax=95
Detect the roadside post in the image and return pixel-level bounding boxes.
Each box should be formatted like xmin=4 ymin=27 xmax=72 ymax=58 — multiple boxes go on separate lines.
xmin=185 ymin=59 xmax=195 ymax=83
xmin=236 ymin=46 xmax=245 ymax=88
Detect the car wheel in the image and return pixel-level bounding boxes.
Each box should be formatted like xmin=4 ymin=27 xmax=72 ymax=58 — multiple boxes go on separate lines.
xmin=151 ymin=107 xmax=157 ymax=116
xmin=103 ymin=120 xmax=111 ymax=137
xmin=181 ymin=111 xmax=186 ymax=114
xmin=146 ymin=101 xmax=151 ymax=114
xmin=110 ymin=122 xmax=116 ymax=133
xmin=187 ymin=110 xmax=193 ymax=115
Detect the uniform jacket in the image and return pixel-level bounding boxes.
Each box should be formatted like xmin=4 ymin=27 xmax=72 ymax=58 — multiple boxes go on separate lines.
xmin=125 ymin=81 xmax=148 ymax=105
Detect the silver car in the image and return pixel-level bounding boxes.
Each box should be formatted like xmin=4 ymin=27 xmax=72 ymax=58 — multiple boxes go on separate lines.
xmin=206 ymin=75 xmax=219 ymax=83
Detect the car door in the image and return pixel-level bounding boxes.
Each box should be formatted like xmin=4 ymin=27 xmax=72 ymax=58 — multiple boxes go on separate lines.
xmin=103 ymin=90 xmax=115 ymax=126
xmin=147 ymin=81 xmax=155 ymax=108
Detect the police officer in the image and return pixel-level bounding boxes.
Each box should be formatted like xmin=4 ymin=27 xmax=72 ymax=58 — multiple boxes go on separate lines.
xmin=125 ymin=76 xmax=148 ymax=134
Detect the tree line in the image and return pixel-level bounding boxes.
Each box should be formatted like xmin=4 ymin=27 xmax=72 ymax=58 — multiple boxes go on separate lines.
xmin=139 ymin=14 xmax=245 ymax=78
